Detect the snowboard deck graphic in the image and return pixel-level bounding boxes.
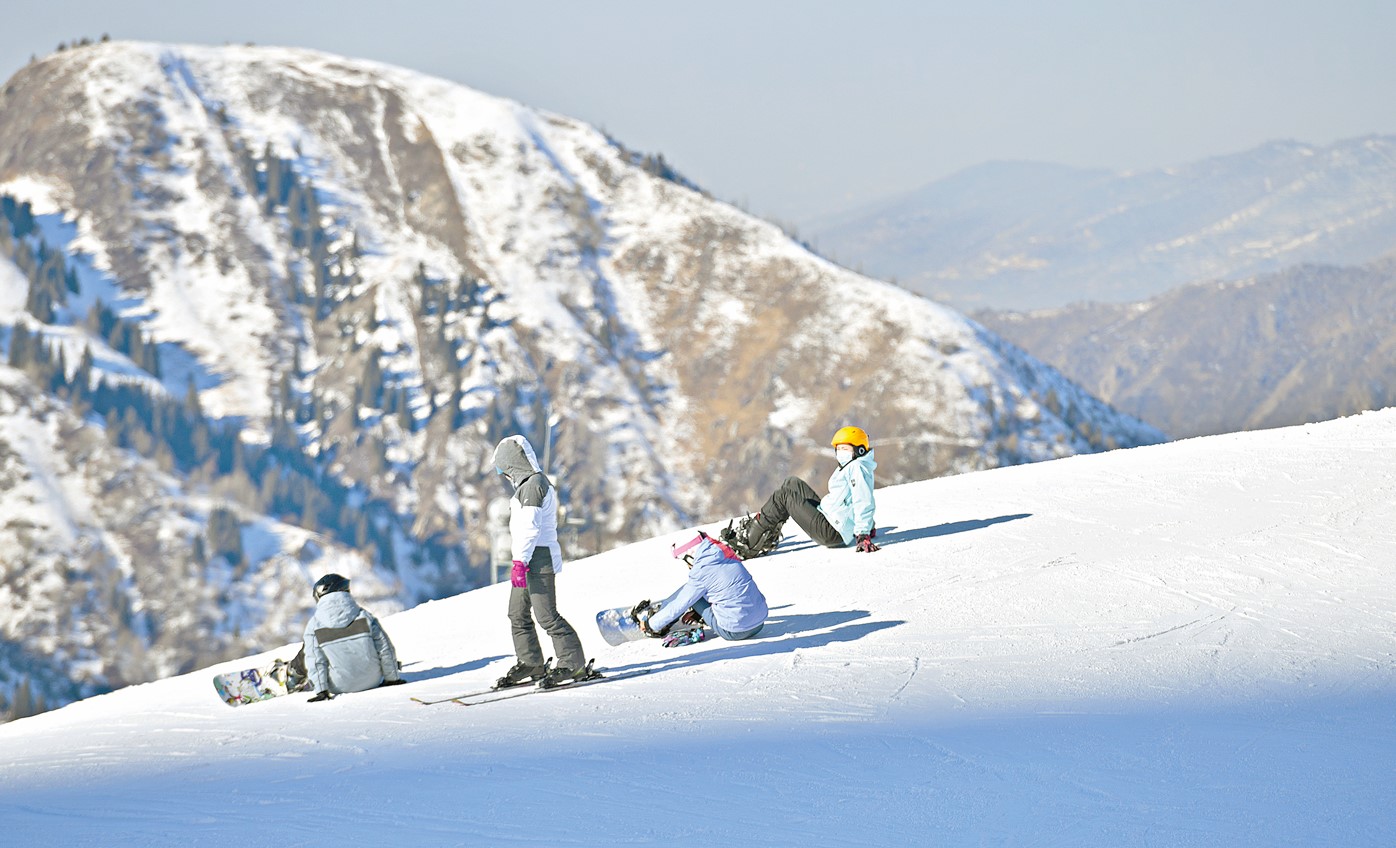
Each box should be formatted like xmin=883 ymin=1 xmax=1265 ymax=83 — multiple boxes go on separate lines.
xmin=213 ymin=661 xmax=292 ymax=706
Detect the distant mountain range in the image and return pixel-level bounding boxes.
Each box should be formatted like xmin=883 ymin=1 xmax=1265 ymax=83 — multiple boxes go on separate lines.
xmin=811 ymin=139 xmax=1396 ymax=311
xmin=0 ymin=41 xmax=1160 ymax=719
xmin=977 ymin=258 xmax=1396 ymax=438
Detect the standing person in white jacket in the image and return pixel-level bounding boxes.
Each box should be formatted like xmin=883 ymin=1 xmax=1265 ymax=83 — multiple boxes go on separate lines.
xmin=722 ymin=425 xmax=880 ymax=560
xmin=492 ymin=435 xmax=592 ymax=688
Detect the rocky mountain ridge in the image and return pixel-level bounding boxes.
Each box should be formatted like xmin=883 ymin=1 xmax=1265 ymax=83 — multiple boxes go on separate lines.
xmin=978 ymin=258 xmax=1396 ymax=438
xmin=812 ymin=138 xmax=1396 ymax=311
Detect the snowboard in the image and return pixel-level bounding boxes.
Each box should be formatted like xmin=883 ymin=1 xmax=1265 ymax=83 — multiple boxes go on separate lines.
xmin=596 ymin=603 xmax=658 ymax=646
xmin=213 ymin=659 xmax=295 ymax=707
xmin=596 ymin=602 xmax=706 ymax=647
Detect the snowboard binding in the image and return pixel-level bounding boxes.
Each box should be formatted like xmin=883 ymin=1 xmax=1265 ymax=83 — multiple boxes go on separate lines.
xmin=538 ymin=658 xmax=604 ymax=689
xmin=630 ymin=599 xmax=669 ymax=637
xmin=720 ymin=513 xmax=782 ymax=560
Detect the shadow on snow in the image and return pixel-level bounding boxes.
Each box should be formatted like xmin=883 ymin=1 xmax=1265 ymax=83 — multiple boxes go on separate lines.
xmin=602 ymin=610 xmax=904 ymax=677
xmin=757 ymin=512 xmax=1032 ymax=557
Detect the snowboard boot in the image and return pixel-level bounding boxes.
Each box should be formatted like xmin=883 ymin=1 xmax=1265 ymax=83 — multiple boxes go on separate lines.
xmin=539 ymin=659 xmax=603 ymax=689
xmin=722 ymin=513 xmax=783 ymax=560
xmin=494 ymin=661 xmax=547 ymax=689
xmin=629 ymin=599 xmax=667 ymax=637
xmin=286 ymin=647 xmax=310 ymax=692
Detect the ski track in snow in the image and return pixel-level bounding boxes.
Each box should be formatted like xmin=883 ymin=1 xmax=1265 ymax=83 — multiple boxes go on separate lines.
xmin=2 ymin=411 xmax=1396 ymax=845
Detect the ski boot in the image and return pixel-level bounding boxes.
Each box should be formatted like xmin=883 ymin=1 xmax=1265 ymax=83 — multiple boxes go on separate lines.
xmin=721 ymin=513 xmax=783 ymax=560
xmin=538 ymin=658 xmax=604 ymax=689
xmin=494 ymin=661 xmax=547 ymax=690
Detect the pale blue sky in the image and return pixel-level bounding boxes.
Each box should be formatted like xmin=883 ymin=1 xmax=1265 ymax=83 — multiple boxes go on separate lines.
xmin=3 ymin=1 xmax=1394 ymax=226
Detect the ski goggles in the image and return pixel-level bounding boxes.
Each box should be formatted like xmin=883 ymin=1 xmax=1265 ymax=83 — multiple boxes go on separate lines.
xmin=671 ymin=532 xmax=706 ymax=565
xmin=670 ymin=530 xmax=739 ymax=564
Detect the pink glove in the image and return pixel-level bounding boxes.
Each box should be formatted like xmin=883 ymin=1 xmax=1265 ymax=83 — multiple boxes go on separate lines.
xmin=510 ymin=560 xmax=529 ymax=588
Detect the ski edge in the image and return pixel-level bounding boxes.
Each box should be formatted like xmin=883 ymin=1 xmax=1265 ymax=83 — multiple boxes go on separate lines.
xmin=411 ymin=680 xmax=534 ymax=706
xmin=427 ymin=667 xmax=658 ymax=707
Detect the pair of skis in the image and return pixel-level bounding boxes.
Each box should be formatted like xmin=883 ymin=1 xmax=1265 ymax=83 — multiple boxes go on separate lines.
xmin=411 ymin=661 xmax=656 ymax=707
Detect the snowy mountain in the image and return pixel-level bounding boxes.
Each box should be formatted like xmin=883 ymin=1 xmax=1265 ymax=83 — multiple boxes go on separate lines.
xmin=811 ymin=139 xmax=1396 ymax=310
xmin=2 ymin=409 xmax=1392 ymax=846
xmin=979 ymin=258 xmax=1396 ymax=438
xmin=0 ymin=41 xmax=1160 ymax=720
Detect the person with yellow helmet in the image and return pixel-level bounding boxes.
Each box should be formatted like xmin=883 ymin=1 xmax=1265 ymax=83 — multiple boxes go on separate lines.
xmin=721 ymin=425 xmax=880 ymax=558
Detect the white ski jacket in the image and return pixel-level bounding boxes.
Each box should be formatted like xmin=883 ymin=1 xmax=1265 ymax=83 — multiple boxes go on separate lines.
xmin=492 ymin=435 xmax=564 ymax=574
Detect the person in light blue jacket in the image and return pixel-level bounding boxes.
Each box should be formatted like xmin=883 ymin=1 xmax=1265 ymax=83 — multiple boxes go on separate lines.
xmin=723 ymin=425 xmax=880 ymax=559
xmin=641 ymin=532 xmax=768 ymax=642
xmin=302 ymin=573 xmax=403 ymax=702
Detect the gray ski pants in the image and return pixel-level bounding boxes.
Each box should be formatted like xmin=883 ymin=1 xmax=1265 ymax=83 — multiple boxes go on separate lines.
xmin=758 ymin=476 xmax=847 ymax=548
xmin=508 ymin=569 xmax=586 ymax=670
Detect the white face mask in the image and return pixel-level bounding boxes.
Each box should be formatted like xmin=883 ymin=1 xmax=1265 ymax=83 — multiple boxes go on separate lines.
xmin=834 ymin=445 xmax=856 ymax=466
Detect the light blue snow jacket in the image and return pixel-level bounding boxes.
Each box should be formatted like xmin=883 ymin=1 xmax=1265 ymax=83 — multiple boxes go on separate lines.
xmin=303 ymin=591 xmax=400 ymax=695
xmin=650 ymin=536 xmax=768 ymax=635
xmin=819 ymin=450 xmax=877 ymax=545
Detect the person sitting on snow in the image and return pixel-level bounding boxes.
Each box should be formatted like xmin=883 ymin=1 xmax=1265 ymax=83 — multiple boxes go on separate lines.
xmin=635 ymin=530 xmax=768 ymax=646
xmin=303 ymin=573 xmax=404 ymax=702
xmin=722 ymin=425 xmax=879 ymax=559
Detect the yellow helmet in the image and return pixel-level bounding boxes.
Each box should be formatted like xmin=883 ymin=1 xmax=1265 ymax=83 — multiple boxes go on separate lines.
xmin=830 ymin=426 xmax=870 ymax=451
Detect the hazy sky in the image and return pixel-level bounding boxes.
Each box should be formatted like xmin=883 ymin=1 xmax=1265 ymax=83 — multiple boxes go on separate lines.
xmin=3 ymin=1 xmax=1394 ymax=226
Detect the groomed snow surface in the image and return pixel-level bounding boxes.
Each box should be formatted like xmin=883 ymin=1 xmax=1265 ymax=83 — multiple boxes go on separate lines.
xmin=3 ymin=410 xmax=1395 ymax=846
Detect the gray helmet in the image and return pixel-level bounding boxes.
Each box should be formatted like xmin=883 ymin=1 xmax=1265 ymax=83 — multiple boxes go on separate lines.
xmin=313 ymin=573 xmax=350 ymax=601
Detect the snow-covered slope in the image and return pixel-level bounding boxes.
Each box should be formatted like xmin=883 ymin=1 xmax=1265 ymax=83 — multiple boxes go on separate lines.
xmin=2 ymin=409 xmax=1392 ymax=845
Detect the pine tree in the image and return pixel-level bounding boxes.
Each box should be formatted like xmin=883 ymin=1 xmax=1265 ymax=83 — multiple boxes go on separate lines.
xmin=397 ymin=387 xmax=413 ymax=432
xmin=49 ymin=345 xmax=68 ymax=394
xmin=360 ymin=348 xmax=384 ymax=409
xmin=75 ymin=345 xmax=94 ymax=388
xmin=8 ymin=323 xmax=30 ymax=367
xmin=183 ymin=376 xmax=203 ymax=421
xmin=207 ymin=506 xmax=245 ymax=563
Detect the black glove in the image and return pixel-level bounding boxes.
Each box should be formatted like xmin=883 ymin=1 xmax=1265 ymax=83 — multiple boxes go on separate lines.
xmin=631 ymin=599 xmax=670 ymax=638
xmin=308 ymin=690 xmax=333 ymax=702
xmin=631 ymin=599 xmax=655 ymax=635
xmin=380 ymin=678 xmax=406 ymax=687
xmin=855 ymin=534 xmax=880 ymax=553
